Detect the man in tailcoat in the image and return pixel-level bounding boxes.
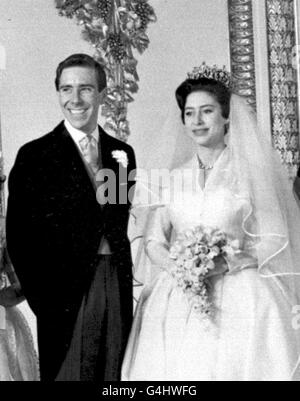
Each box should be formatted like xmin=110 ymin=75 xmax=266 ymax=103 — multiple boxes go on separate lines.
xmin=6 ymin=54 xmax=136 ymax=381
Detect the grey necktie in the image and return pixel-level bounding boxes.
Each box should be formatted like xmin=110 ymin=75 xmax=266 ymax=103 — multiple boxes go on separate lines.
xmin=79 ymin=134 xmax=99 ymax=174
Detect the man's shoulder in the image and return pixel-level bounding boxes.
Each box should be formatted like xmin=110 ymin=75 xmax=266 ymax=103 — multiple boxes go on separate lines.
xmin=17 ymin=121 xmax=66 ymax=157
xmin=100 ymin=127 xmax=134 ymax=154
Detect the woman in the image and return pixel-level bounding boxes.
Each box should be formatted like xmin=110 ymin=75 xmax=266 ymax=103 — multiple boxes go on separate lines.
xmin=122 ymin=64 xmax=300 ymax=381
xmin=0 ymin=216 xmax=39 ymax=381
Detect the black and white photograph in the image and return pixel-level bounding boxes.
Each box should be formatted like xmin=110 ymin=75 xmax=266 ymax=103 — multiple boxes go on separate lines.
xmin=1 ymin=0 xmax=300 ymax=386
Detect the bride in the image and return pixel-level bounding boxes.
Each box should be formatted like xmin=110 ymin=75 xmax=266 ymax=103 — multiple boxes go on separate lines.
xmin=122 ymin=64 xmax=300 ymax=381
xmin=0 ymin=216 xmax=39 ymax=381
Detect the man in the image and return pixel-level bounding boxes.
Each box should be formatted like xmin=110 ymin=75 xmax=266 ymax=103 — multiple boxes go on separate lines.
xmin=6 ymin=54 xmax=136 ymax=381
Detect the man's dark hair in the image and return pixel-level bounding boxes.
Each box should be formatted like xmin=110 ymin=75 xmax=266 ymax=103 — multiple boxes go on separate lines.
xmin=55 ymin=53 xmax=107 ymax=92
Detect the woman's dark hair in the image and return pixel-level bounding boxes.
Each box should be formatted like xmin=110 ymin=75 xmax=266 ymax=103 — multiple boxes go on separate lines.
xmin=55 ymin=53 xmax=107 ymax=92
xmin=175 ymin=78 xmax=231 ymax=122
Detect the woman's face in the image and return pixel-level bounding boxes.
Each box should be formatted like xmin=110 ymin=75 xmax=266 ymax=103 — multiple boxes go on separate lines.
xmin=184 ymin=90 xmax=228 ymax=148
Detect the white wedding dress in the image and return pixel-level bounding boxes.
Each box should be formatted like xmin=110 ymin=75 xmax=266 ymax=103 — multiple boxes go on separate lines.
xmin=122 ymin=150 xmax=300 ymax=381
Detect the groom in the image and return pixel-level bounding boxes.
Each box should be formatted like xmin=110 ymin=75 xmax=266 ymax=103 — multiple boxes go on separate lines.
xmin=6 ymin=54 xmax=136 ymax=381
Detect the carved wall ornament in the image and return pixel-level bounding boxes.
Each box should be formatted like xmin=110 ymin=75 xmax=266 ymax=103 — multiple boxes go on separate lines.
xmin=55 ymin=0 xmax=157 ymax=141
xmin=265 ymin=0 xmax=299 ymax=175
xmin=228 ymin=0 xmax=256 ymax=109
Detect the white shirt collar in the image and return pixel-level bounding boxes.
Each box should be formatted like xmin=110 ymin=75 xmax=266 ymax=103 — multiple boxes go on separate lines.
xmin=64 ymin=120 xmax=99 ymax=149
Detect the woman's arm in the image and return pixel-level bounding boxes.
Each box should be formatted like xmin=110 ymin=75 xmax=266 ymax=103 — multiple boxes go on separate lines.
xmin=144 ymin=206 xmax=175 ymax=271
xmin=145 ymin=241 xmax=175 ymax=271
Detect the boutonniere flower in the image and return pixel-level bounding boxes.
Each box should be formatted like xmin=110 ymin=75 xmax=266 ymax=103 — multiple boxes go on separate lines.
xmin=112 ymin=150 xmax=128 ymax=168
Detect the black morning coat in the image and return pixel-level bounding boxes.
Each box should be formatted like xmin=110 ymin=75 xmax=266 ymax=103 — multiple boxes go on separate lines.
xmin=6 ymin=122 xmax=136 ymax=381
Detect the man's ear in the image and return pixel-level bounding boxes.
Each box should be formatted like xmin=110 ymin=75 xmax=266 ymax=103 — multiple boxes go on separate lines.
xmin=98 ymin=88 xmax=107 ymax=104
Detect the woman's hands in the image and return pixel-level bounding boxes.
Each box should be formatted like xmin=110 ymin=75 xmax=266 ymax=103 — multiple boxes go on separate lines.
xmin=206 ymin=255 xmax=229 ymax=278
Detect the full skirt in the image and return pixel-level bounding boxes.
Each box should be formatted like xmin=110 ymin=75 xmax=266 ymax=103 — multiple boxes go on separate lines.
xmin=122 ymin=268 xmax=300 ymax=381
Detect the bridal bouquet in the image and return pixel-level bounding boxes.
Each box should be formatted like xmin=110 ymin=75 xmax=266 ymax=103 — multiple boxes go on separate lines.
xmin=169 ymin=225 xmax=239 ymax=317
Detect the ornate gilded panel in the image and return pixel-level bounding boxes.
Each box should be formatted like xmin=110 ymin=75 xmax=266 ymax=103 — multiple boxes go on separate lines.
xmin=228 ymin=0 xmax=256 ymax=108
xmin=0 ymin=145 xmax=4 ymax=216
xmin=0 ymin=43 xmax=5 ymax=214
xmin=266 ymin=0 xmax=299 ymax=175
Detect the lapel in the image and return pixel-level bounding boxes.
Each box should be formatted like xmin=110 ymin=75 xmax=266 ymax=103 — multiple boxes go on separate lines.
xmin=45 ymin=124 xmax=104 ymax=262
xmin=50 ymin=122 xmax=98 ymax=200
xmin=98 ymin=126 xmax=118 ymax=171
xmin=52 ymin=123 xmax=126 ymax=210
xmin=98 ymin=127 xmax=129 ymax=207
xmin=98 ymin=127 xmax=118 ymax=209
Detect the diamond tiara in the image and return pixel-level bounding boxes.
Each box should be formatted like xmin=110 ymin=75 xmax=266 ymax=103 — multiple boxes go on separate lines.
xmin=187 ymin=62 xmax=231 ymax=89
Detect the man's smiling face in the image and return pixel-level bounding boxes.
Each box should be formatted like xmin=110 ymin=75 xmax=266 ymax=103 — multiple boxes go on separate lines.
xmin=58 ymin=66 xmax=104 ymax=134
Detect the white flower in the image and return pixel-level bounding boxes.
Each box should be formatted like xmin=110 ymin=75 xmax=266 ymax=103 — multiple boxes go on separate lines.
xmin=112 ymin=150 xmax=128 ymax=168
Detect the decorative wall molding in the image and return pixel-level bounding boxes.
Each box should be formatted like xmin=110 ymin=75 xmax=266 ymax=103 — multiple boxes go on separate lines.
xmin=0 ymin=115 xmax=5 ymax=215
xmin=228 ymin=0 xmax=257 ymax=108
xmin=266 ymin=0 xmax=299 ymax=175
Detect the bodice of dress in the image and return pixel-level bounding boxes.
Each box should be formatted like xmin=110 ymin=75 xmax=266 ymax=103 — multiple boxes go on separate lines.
xmin=168 ymin=186 xmax=250 ymax=247
xmin=147 ymin=151 xmax=251 ymax=245
xmin=145 ymin=150 xmax=257 ymax=272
